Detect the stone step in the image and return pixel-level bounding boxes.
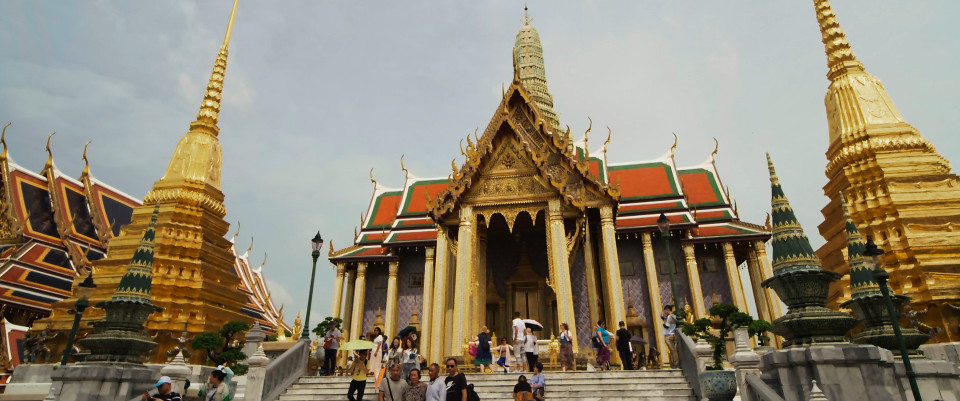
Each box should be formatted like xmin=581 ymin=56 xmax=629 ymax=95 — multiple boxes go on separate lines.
xmin=285 ymin=383 xmax=693 ymax=394
xmin=278 ymin=394 xmax=695 ymax=401
xmin=293 ymin=376 xmax=689 ymax=385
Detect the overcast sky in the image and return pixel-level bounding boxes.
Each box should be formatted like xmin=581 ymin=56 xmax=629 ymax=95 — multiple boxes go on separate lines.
xmin=2 ymin=1 xmax=958 ymax=328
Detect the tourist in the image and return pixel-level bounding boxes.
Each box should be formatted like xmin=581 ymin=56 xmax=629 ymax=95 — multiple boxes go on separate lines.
xmin=615 ymin=321 xmax=633 ymax=370
xmin=512 ymin=375 xmax=533 ymax=401
xmin=523 ymin=328 xmax=539 ymax=373
xmin=198 ymin=368 xmax=230 ymax=401
xmin=662 ymin=305 xmax=679 ymax=369
xmin=402 ymin=337 xmax=421 ymax=382
xmin=347 ymin=349 xmax=369 ymax=401
xmin=495 ymin=337 xmax=513 ymax=373
xmin=371 ymin=327 xmax=386 ymax=383
xmin=403 ymin=369 xmax=428 ymax=401
xmin=529 ymin=362 xmax=545 ymax=401
xmin=323 ymin=321 xmax=341 ymax=376
xmin=426 ymin=363 xmax=445 ymax=401
xmin=141 ymin=376 xmax=181 ymax=401
xmin=558 ymin=323 xmax=574 ymax=371
xmin=594 ymin=320 xmax=612 ymax=370
xmin=379 ymin=363 xmax=409 ymax=401
xmin=388 ymin=337 xmax=404 ymax=368
xmin=444 ymin=357 xmax=468 ymax=401
xmin=475 ymin=326 xmax=492 ymax=373
xmin=512 ymin=311 xmax=526 ymax=372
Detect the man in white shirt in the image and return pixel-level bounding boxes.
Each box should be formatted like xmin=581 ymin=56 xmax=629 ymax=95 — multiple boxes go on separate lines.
xmin=425 ymin=363 xmax=446 ymax=401
xmin=512 ymin=311 xmax=527 ymax=373
xmin=662 ymin=305 xmax=679 ymax=369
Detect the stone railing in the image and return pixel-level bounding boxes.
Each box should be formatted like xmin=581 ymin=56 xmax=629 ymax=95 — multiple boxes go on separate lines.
xmin=676 ymin=331 xmax=702 ymax=400
xmin=259 ymin=339 xmax=310 ymax=401
xmin=744 ymin=375 xmax=786 ymax=401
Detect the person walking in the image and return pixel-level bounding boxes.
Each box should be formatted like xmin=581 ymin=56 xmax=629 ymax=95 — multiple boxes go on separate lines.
xmin=425 ymin=363 xmax=446 ymax=401
xmin=495 ymin=337 xmax=513 ymax=373
xmin=529 ymin=362 xmax=546 ymax=401
xmin=558 ymin=323 xmax=574 ymax=371
xmin=379 ymin=363 xmax=409 ymax=401
xmin=475 ymin=326 xmax=492 ymax=373
xmin=512 ymin=311 xmax=526 ymax=373
xmin=662 ymin=305 xmax=679 ymax=369
xmin=371 ymin=327 xmax=386 ymax=385
xmin=323 ymin=321 xmax=341 ymax=376
xmin=401 ymin=338 xmax=421 ymax=382
xmin=523 ymin=328 xmax=539 ymax=373
xmin=347 ymin=350 xmax=370 ymax=401
xmin=198 ymin=368 xmax=232 ymax=401
xmin=615 ymin=321 xmax=634 ymax=370
xmin=594 ymin=320 xmax=612 ymax=370
xmin=403 ymin=369 xmax=428 ymax=401
xmin=444 ymin=357 xmax=468 ymax=401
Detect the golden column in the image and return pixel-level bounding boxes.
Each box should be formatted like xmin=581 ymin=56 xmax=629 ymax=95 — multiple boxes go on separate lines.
xmin=431 ymin=227 xmax=451 ymax=362
xmin=598 ymin=206 xmax=627 ymax=327
xmin=753 ymin=240 xmax=782 ymax=319
xmin=582 ymin=216 xmax=601 ymax=329
xmin=451 ymin=206 xmax=475 ymax=356
xmin=745 ymin=248 xmax=771 ymax=322
xmin=641 ymin=233 xmax=667 ymax=360
xmin=350 ymin=262 xmax=368 ymax=338
xmin=721 ymin=242 xmax=749 ymax=313
xmin=341 ymin=268 xmax=356 ymax=338
xmin=384 ymin=260 xmax=400 ymax=338
xmin=681 ymin=243 xmax=707 ymax=318
xmin=421 ymin=246 xmax=436 ymax=362
xmin=547 ymin=199 xmax=579 ymax=352
xmin=330 ymin=263 xmax=346 ymax=318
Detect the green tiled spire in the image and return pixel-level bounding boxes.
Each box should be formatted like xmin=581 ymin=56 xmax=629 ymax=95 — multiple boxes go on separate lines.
xmin=767 ymin=154 xmax=822 ymax=275
xmin=841 ymin=200 xmax=881 ymax=298
xmin=112 ymin=203 xmax=159 ymax=303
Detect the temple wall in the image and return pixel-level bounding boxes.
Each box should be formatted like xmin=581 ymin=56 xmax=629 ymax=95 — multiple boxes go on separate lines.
xmin=649 ymin=236 xmax=691 ymax=311
xmin=569 ymin=247 xmax=592 ymax=350
xmin=396 ymin=249 xmax=425 ymax=332
xmin=362 ymin=262 xmax=388 ymax=335
xmin=616 ymin=236 xmax=656 ymax=341
xmin=691 ymin=243 xmax=734 ymax=308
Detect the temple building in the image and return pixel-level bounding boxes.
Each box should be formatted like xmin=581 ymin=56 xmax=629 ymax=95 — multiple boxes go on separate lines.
xmin=329 ymin=11 xmax=779 ymax=364
xmin=810 ymin=0 xmax=960 ymax=342
xmin=5 ymin=0 xmax=289 ymax=365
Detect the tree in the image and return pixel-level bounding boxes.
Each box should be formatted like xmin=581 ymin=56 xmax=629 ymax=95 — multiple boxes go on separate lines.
xmin=312 ymin=317 xmax=343 ymax=338
xmin=681 ymin=303 xmax=758 ymax=370
xmin=190 ymin=321 xmax=251 ymax=374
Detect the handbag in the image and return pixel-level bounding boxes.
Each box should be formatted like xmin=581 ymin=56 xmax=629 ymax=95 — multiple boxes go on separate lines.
xmin=468 ymin=343 xmax=478 ymax=356
xmin=322 ymin=337 xmax=334 ymax=349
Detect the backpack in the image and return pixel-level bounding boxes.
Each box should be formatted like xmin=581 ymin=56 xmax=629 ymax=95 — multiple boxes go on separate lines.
xmin=466 ymin=383 xmax=481 ymax=401
xmin=592 ymin=332 xmax=603 ymax=349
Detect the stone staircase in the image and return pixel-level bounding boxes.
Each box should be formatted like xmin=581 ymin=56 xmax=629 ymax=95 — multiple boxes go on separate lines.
xmin=278 ymin=370 xmax=697 ymax=401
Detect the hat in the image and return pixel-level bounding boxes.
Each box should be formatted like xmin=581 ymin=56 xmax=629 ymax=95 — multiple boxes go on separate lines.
xmin=155 ymin=376 xmax=172 ymax=387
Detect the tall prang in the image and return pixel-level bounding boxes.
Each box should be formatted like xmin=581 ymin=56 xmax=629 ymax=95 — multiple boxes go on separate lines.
xmin=811 ymin=0 xmax=960 ymax=341
xmin=37 ymin=0 xmax=250 ymax=359
xmin=513 ymin=6 xmax=560 ymax=131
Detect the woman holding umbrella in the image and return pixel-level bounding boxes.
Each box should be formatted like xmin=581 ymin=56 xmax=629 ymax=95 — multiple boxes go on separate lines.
xmin=339 ymin=340 xmax=377 ymax=401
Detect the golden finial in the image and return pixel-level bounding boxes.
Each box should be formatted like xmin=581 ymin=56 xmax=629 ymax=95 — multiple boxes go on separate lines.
xmin=192 ymin=0 xmax=240 ymax=133
xmin=353 ymin=227 xmax=359 ymax=243
xmin=459 ymin=139 xmax=465 ymax=156
xmin=602 ymin=126 xmax=612 ymax=154
xmin=473 ymin=127 xmax=480 ymax=144
xmin=360 ymin=212 xmax=366 ymax=228
xmin=766 ymin=153 xmax=780 ymax=186
xmin=813 ymin=0 xmax=860 ymax=78
xmin=765 ymin=212 xmax=772 ymax=230
xmin=369 ymin=167 xmax=377 ymax=186
xmin=711 ymin=137 xmax=719 ymax=159
xmin=246 ymin=236 xmax=254 ymax=254
xmin=0 ymin=122 xmax=10 ymax=162
xmin=231 ymin=221 xmax=241 ymax=242
xmin=328 ymin=240 xmax=336 ymax=258
xmin=670 ymin=132 xmax=678 ymax=155
xmin=400 ymin=154 xmax=408 ymax=175
xmin=522 ymin=5 xmax=531 ymax=26
xmin=42 ymin=132 xmax=56 ymax=174
xmin=466 ymin=134 xmax=475 ymax=152
xmin=80 ymin=140 xmax=92 ymax=177
xmin=502 ymin=82 xmax=505 ymax=98
xmin=258 ymin=252 xmax=267 ymax=270
xmin=582 ymin=117 xmax=592 ymax=158
xmin=733 ymin=200 xmax=739 ymax=218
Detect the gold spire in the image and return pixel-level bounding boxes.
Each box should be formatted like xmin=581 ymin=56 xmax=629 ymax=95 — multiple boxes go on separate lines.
xmin=813 ymin=0 xmax=862 ymax=80
xmin=192 ymin=0 xmax=240 ymax=134
xmin=0 ymin=122 xmax=10 ymax=162
xmin=522 ymin=5 xmax=531 ymax=26
xmin=42 ymin=132 xmax=55 ymax=174
xmin=81 ymin=141 xmax=92 ymax=178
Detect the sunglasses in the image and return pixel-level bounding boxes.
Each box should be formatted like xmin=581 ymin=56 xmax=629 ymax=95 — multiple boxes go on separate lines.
xmin=446 ymin=364 xmax=456 ymax=368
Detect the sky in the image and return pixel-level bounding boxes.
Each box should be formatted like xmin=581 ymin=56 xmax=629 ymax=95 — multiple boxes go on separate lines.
xmin=1 ymin=1 xmax=958 ymax=329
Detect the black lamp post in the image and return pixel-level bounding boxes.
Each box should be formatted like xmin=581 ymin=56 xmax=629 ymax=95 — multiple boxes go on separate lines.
xmin=657 ymin=213 xmax=685 ymax=321
xmin=61 ymin=273 xmax=96 ymax=365
xmin=863 ymin=236 xmax=922 ymax=401
xmin=302 ymin=231 xmax=324 ymax=340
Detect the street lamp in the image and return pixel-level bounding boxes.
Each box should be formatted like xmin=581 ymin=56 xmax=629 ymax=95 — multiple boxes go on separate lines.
xmin=61 ymin=273 xmax=96 ymax=365
xmin=863 ymin=236 xmax=922 ymax=401
xmin=302 ymin=231 xmax=324 ymax=340
xmin=657 ymin=213 xmax=685 ymax=321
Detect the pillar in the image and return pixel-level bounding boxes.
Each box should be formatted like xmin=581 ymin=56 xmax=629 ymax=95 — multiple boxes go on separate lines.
xmin=244 ymin=346 xmax=270 ymax=401
xmin=340 ymin=268 xmax=356 ymax=338
xmin=385 ymin=260 xmax=399 ymax=338
xmin=681 ymin=243 xmax=707 ymax=318
xmin=349 ymin=263 xmax=368 ymax=338
xmin=451 ymin=206 xmax=475 ymax=356
xmin=722 ymin=242 xmax=749 ymax=313
xmin=641 ymin=232 xmax=667 ymax=362
xmin=746 ymin=248 xmax=771 ymax=323
xmin=421 ymin=246 xmax=435 ymax=361
xmin=430 ymin=228 xmax=450 ymax=363
xmin=330 ymin=263 xmax=346 ymax=318
xmin=583 ymin=215 xmax=601 ymax=330
xmin=752 ymin=240 xmax=782 ymax=318
xmin=599 ymin=206 xmax=626 ymax=328
xmin=547 ymin=199 xmax=579 ymax=352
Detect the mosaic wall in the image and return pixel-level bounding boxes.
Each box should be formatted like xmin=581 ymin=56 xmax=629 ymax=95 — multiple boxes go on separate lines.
xmin=569 ymin=247 xmax=593 ymax=350
xmin=691 ymin=243 xmax=733 ymax=308
xmin=362 ymin=262 xmax=388 ymax=336
xmin=396 ymin=248 xmax=426 ymax=332
xmin=615 ymin=236 xmax=656 ymax=341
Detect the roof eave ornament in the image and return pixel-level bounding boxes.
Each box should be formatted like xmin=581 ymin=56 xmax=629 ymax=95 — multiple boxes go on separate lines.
xmin=669 ymin=132 xmax=678 ymax=156
xmin=81 ymin=140 xmax=92 ymax=178
xmin=42 ymin=132 xmax=56 ymax=175
xmin=0 ymin=122 xmax=10 ymax=162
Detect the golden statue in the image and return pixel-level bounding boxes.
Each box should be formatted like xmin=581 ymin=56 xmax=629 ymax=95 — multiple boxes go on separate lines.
xmin=291 ymin=312 xmax=303 ymax=340
xmin=683 ymin=300 xmax=695 ymax=324
xmin=548 ymin=334 xmax=560 ymax=368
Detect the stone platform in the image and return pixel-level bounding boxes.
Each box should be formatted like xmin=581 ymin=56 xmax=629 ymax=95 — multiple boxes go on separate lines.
xmin=279 ymin=370 xmax=696 ymax=401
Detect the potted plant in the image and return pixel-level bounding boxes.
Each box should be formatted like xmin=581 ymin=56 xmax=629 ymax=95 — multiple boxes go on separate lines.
xmin=749 ymin=319 xmax=773 ymax=349
xmin=682 ymin=304 xmax=753 ymax=401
